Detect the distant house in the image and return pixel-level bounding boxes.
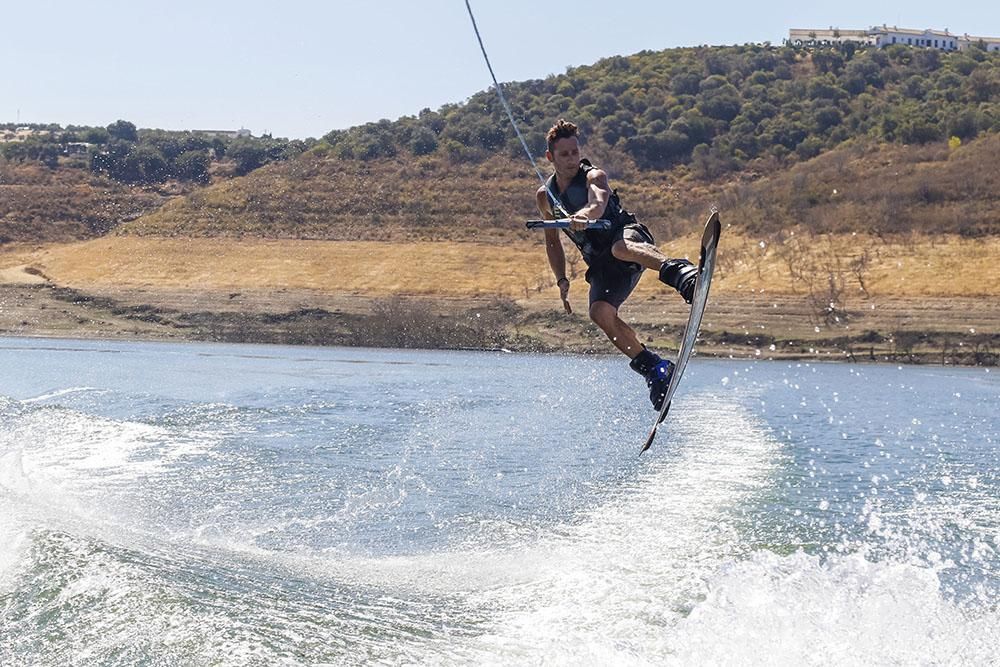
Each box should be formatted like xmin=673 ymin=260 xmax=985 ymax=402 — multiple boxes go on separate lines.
xmin=65 ymin=142 xmax=92 ymax=155
xmin=867 ymin=26 xmax=960 ymax=50
xmin=194 ymin=128 xmax=252 ymax=139
xmin=788 ymin=27 xmax=877 ymax=47
xmin=959 ymin=33 xmax=1000 ymax=52
xmin=788 ymin=25 xmax=1000 ymax=52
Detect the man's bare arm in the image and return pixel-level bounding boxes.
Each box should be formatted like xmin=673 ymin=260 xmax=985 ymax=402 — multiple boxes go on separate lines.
xmin=578 ymin=169 xmax=611 ymax=221
xmin=537 ymin=186 xmax=572 ymax=313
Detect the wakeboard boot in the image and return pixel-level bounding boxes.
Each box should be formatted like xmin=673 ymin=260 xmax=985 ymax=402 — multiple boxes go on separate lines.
xmin=629 ymin=348 xmax=675 ymax=411
xmin=659 ymin=259 xmax=698 ymax=304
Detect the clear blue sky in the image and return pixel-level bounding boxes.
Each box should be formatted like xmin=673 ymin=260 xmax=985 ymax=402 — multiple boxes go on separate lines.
xmin=4 ymin=1 xmax=998 ymax=139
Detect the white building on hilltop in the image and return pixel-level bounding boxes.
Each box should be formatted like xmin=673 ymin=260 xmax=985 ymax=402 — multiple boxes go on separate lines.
xmin=787 ymin=27 xmax=877 ymax=47
xmin=193 ymin=128 xmax=252 ymax=139
xmin=868 ymin=26 xmax=960 ymax=50
xmin=959 ymin=33 xmax=1000 ymax=52
xmin=788 ymin=25 xmax=1000 ymax=52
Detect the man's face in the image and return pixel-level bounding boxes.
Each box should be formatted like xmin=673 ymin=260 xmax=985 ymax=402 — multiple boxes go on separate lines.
xmin=547 ymin=136 xmax=580 ymax=176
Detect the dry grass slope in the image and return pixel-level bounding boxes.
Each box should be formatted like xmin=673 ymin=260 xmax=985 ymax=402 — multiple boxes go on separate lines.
xmin=113 ymin=135 xmax=1000 ymax=249
xmin=720 ymin=135 xmax=1000 ymax=238
xmin=0 ymin=161 xmax=166 ymax=242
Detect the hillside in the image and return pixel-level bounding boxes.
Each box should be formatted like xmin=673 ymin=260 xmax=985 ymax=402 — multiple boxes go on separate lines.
xmin=0 ymin=161 xmax=166 ymax=243
xmin=3 ymin=43 xmax=999 ymax=245
xmin=116 ymin=133 xmax=1000 ymax=245
xmin=116 ymin=41 xmax=1000 ymax=243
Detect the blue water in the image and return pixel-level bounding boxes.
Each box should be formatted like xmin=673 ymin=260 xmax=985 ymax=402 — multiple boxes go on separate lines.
xmin=1 ymin=337 xmax=997 ymax=665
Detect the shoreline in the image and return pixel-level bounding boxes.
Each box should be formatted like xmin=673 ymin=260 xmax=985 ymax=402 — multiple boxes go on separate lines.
xmin=1 ymin=283 xmax=996 ymax=367
xmin=0 ymin=324 xmax=990 ymax=368
xmin=2 ymin=233 xmax=999 ymax=368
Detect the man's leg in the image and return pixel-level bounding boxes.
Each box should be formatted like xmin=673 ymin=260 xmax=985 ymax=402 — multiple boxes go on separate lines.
xmin=610 ymin=237 xmax=666 ymax=270
xmin=589 ymin=299 xmax=673 ymax=410
xmin=589 ymin=300 xmax=643 ymax=357
xmin=611 ymin=238 xmax=698 ymax=304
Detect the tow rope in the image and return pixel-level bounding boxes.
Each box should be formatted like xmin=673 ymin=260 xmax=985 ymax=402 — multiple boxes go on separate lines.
xmin=463 ymin=0 xmax=569 ymax=217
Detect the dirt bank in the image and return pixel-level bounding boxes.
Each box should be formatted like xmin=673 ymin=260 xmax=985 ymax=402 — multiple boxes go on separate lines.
xmin=1 ymin=236 xmax=998 ymax=365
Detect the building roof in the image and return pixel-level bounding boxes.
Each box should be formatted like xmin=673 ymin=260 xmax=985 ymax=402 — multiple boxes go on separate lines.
xmin=962 ymin=34 xmax=1000 ymax=43
xmin=871 ymin=26 xmax=953 ymax=37
xmin=789 ymin=24 xmax=1000 ymax=43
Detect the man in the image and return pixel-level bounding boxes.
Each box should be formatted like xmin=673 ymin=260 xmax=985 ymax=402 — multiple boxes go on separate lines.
xmin=535 ymin=119 xmax=698 ymax=411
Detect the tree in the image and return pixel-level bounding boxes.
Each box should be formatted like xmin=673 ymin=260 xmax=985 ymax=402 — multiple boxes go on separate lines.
xmin=40 ymin=144 xmax=60 ymax=169
xmin=600 ymin=113 xmax=637 ymax=146
xmin=902 ymin=75 xmax=928 ymax=100
xmin=144 ymin=133 xmax=184 ymax=160
xmin=795 ymin=135 xmax=824 ymax=159
xmin=83 ymin=127 xmax=110 ymax=144
xmin=594 ymin=93 xmax=619 ymax=116
xmin=125 ymin=145 xmax=169 ymax=183
xmin=807 ymin=77 xmax=846 ymax=101
xmin=107 ymin=119 xmax=138 ymax=142
xmin=228 ymin=140 xmax=267 ymax=175
xmin=946 ymin=110 xmax=978 ymax=140
xmin=174 ymin=150 xmax=210 ymax=183
xmin=210 ymin=138 xmax=227 ymax=159
xmin=759 ymin=116 xmax=808 ymax=151
xmin=967 ymin=67 xmax=1000 ymax=103
xmin=408 ymin=126 xmax=438 ymax=155
xmin=89 ymin=139 xmax=131 ymax=179
xmin=670 ymin=70 xmax=701 ymax=96
xmin=727 ymin=115 xmax=759 ymax=154
xmin=842 ymin=58 xmax=884 ymax=94
xmin=812 ymin=105 xmax=844 ymax=133
xmin=670 ymin=110 xmax=713 ymax=145
xmin=623 ymin=130 xmax=691 ymax=169
xmin=898 ymin=117 xmax=941 ymax=144
xmin=697 ymin=84 xmax=743 ymax=121
xmin=812 ymin=50 xmax=845 ymax=75
xmin=0 ymin=142 xmax=28 ymax=162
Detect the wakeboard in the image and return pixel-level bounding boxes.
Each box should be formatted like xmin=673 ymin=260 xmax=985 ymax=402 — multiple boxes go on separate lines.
xmin=640 ymin=208 xmax=722 ymax=454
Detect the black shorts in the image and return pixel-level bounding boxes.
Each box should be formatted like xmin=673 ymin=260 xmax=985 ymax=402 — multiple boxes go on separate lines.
xmin=585 ymin=223 xmax=655 ymax=308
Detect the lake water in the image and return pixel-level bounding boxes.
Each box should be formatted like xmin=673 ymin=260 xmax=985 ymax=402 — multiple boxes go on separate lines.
xmin=1 ymin=337 xmax=997 ymax=665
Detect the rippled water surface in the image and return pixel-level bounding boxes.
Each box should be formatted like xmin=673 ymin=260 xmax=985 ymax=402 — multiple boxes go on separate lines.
xmin=1 ymin=338 xmax=997 ymax=665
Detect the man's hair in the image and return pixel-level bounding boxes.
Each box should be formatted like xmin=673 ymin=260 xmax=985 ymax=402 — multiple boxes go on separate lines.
xmin=546 ymin=119 xmax=579 ymax=152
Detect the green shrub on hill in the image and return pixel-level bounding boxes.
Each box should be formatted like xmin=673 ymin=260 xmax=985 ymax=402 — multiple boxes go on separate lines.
xmin=318 ymin=44 xmax=999 ymax=173
xmin=1 ymin=120 xmax=312 ymax=185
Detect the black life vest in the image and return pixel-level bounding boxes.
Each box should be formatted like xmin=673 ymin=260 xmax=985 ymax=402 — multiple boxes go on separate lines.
xmin=544 ymin=159 xmax=632 ymax=264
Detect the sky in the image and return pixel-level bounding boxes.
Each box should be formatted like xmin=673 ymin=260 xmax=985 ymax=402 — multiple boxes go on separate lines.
xmin=4 ymin=1 xmax=999 ymax=139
